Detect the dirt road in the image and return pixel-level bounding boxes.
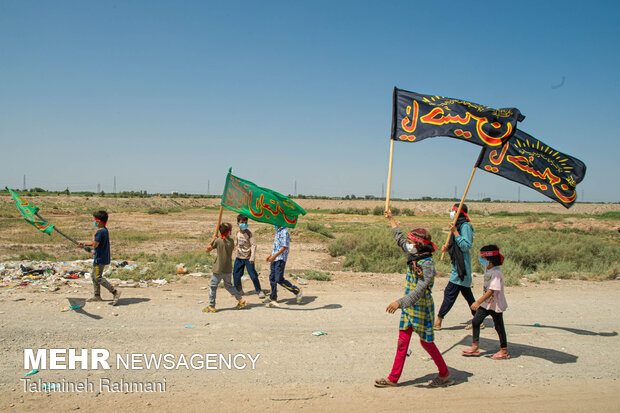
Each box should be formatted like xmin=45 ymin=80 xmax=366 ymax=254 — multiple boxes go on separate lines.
xmin=1 ymin=273 xmax=618 ymax=412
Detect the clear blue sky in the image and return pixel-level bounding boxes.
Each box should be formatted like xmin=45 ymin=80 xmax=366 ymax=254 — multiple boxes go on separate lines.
xmin=1 ymin=1 xmax=619 ymax=203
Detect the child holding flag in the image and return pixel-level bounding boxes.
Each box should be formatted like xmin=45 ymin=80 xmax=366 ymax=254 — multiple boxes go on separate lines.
xmin=435 ymin=203 xmax=478 ymax=330
xmin=374 ymin=210 xmax=453 ymax=388
xmin=203 ymin=222 xmax=247 ymax=312
xmin=462 ymin=245 xmax=509 ymax=359
xmin=79 ymin=211 xmax=121 ymax=305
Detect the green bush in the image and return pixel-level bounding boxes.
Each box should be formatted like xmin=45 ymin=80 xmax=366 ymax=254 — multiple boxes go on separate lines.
xmin=306 ymin=222 xmax=335 ymax=239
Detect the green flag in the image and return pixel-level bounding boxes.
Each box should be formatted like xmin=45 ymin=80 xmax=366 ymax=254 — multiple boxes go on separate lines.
xmin=220 ymin=171 xmax=306 ymax=228
xmin=5 ymin=187 xmax=54 ymax=235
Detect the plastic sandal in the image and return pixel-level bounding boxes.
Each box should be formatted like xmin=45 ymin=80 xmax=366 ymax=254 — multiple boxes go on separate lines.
xmin=202 ymin=306 xmax=217 ymax=313
xmin=491 ymin=351 xmax=510 ymax=360
xmin=374 ymin=378 xmax=397 ymax=388
xmin=235 ymin=301 xmax=247 ymax=310
xmin=461 ymin=347 xmax=481 ymax=357
xmin=429 ymin=375 xmax=454 ymax=387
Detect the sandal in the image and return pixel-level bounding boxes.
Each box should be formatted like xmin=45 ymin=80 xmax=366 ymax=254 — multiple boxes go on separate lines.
xmin=433 ymin=323 xmax=442 ymax=331
xmin=465 ymin=324 xmax=485 ymax=330
xmin=235 ymin=300 xmax=247 ymax=310
xmin=202 ymin=305 xmax=217 ymax=313
xmin=374 ymin=378 xmax=397 ymax=388
xmin=429 ymin=375 xmax=454 ymax=387
xmin=461 ymin=347 xmax=481 ymax=357
xmin=491 ymin=351 xmax=510 ymax=360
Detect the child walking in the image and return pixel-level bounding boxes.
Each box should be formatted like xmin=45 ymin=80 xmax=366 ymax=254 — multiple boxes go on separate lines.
xmin=375 ymin=210 xmax=453 ymax=388
xmin=233 ymin=214 xmax=265 ymax=298
xmin=435 ymin=203 xmax=477 ymax=330
xmin=203 ymin=222 xmax=247 ymax=312
xmin=79 ymin=210 xmax=121 ymax=305
xmin=263 ymin=225 xmax=302 ymax=308
xmin=462 ymin=245 xmax=509 ymax=359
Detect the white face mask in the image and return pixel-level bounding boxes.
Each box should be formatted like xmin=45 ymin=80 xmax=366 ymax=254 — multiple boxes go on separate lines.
xmin=406 ymin=243 xmax=417 ymax=254
xmin=450 ymin=210 xmax=456 ymax=220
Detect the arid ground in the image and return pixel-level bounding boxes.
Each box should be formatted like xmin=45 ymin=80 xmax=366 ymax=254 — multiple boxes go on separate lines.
xmin=0 ymin=196 xmax=618 ymax=412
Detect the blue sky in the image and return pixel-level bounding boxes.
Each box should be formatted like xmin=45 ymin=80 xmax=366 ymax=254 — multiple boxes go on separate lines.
xmin=1 ymin=1 xmax=618 ymax=203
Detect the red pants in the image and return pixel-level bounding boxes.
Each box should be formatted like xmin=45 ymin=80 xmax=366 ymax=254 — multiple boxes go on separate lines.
xmin=388 ymin=327 xmax=449 ymax=383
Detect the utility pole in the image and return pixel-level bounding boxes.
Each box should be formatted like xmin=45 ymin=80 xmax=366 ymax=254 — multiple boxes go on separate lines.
xmin=518 ymin=187 xmax=520 ymax=202
xmin=294 ymin=180 xmax=297 ymax=197
xmin=23 ymin=175 xmax=26 ymax=191
xmin=454 ymin=185 xmax=457 ymax=200
xmin=113 ymin=176 xmax=117 ymax=194
xmin=381 ymin=183 xmax=384 ymax=199
xmin=97 ymin=183 xmax=101 ymax=193
xmin=208 ymin=180 xmax=210 ymax=195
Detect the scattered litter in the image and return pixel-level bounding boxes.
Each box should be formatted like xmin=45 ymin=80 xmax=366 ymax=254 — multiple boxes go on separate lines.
xmin=534 ymin=323 xmax=542 ymax=327
xmin=197 ymin=301 xmax=204 ymax=304
xmin=176 ymin=264 xmax=188 ymax=274
xmin=406 ymin=349 xmax=412 ymax=357
xmin=151 ymin=279 xmax=167 ymax=285
xmin=185 ymin=325 xmax=195 ymax=329
xmin=200 ymin=286 xmax=208 ymax=290
xmin=298 ymin=278 xmax=308 ymax=285
xmin=42 ymin=383 xmax=60 ymax=390
xmin=24 ymin=369 xmax=39 ymax=377
xmin=311 ymin=331 xmax=327 ymax=336
xmin=61 ymin=305 xmax=82 ymax=312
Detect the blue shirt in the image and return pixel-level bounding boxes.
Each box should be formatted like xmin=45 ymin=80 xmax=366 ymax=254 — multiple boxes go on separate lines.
xmin=448 ymin=222 xmax=474 ymax=287
xmin=93 ymin=227 xmax=111 ymax=265
xmin=272 ymin=227 xmax=290 ymax=262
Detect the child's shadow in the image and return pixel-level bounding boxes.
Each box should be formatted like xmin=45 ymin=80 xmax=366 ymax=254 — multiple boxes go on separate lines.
xmin=214 ymin=302 xmax=264 ymax=312
xmin=114 ymin=297 xmax=151 ymax=307
xmin=66 ymin=298 xmax=102 ymax=320
xmin=276 ymin=296 xmax=343 ymax=311
xmin=398 ymin=367 xmax=473 ymax=388
xmin=437 ymin=320 xmax=493 ymax=331
xmin=447 ymin=335 xmax=578 ymax=364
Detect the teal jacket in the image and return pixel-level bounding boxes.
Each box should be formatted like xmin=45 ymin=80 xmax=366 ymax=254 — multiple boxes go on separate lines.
xmin=448 ymin=222 xmax=474 ymax=287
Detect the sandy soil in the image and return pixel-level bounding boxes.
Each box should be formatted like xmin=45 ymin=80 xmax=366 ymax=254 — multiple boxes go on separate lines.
xmin=0 ymin=274 xmax=618 ymax=412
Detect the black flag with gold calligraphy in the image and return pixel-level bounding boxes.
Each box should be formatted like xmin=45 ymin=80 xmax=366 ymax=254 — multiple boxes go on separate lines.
xmin=391 ymin=87 xmax=525 ymax=148
xmin=477 ymin=129 xmax=586 ymax=208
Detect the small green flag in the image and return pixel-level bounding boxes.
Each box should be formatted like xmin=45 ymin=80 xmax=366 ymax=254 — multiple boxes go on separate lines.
xmin=5 ymin=187 xmax=54 ymax=235
xmin=220 ymin=170 xmax=306 ymax=228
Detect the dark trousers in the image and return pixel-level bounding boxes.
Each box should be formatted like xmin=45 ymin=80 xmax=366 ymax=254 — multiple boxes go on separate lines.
xmin=472 ymin=307 xmax=507 ymax=348
xmin=437 ymin=281 xmax=476 ymax=319
xmin=233 ymin=258 xmax=262 ymax=293
xmin=269 ymin=260 xmax=299 ymax=301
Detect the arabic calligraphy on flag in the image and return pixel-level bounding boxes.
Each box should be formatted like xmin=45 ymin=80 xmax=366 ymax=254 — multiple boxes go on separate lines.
xmin=391 ymin=87 xmax=525 ymax=147
xmin=220 ymin=172 xmax=307 ymax=228
xmin=5 ymin=187 xmax=54 ymax=234
xmin=477 ymin=130 xmax=586 ymax=208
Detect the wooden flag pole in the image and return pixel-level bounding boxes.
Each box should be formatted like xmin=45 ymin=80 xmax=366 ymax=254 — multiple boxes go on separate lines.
xmin=213 ymin=206 xmax=224 ymax=239
xmin=385 ymin=139 xmax=395 ymax=211
xmin=440 ymin=147 xmax=486 ymax=261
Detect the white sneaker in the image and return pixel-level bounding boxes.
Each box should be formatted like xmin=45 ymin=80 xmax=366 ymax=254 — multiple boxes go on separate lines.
xmin=296 ymin=288 xmax=303 ymax=304
xmin=258 ymin=291 xmax=266 ymax=299
xmin=267 ymin=301 xmax=280 ymax=308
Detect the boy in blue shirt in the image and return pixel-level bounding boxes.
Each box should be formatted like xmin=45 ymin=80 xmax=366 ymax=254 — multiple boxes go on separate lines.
xmin=79 ymin=211 xmax=121 ymax=305
xmin=263 ymin=226 xmax=302 ymax=307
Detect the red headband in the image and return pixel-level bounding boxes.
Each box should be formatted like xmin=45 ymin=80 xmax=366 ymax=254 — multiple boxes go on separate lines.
xmin=221 ymin=230 xmax=231 ymax=238
xmin=452 ymin=205 xmax=470 ymax=222
xmin=480 ymin=250 xmax=500 ymax=257
xmin=95 ymin=218 xmax=106 ymax=227
xmin=407 ymin=233 xmax=438 ymax=251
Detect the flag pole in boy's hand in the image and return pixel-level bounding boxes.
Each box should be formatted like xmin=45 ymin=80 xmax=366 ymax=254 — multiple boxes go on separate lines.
xmin=440 ymin=147 xmax=486 ymax=261
xmin=34 ymin=212 xmax=91 ymax=253
xmin=214 ymin=206 xmax=224 ymax=239
xmin=385 ymin=139 xmax=395 ymax=211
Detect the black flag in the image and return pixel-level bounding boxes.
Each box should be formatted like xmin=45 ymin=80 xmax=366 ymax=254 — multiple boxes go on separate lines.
xmin=391 ymin=87 xmax=524 ymax=147
xmin=478 ymin=129 xmax=586 ymax=208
